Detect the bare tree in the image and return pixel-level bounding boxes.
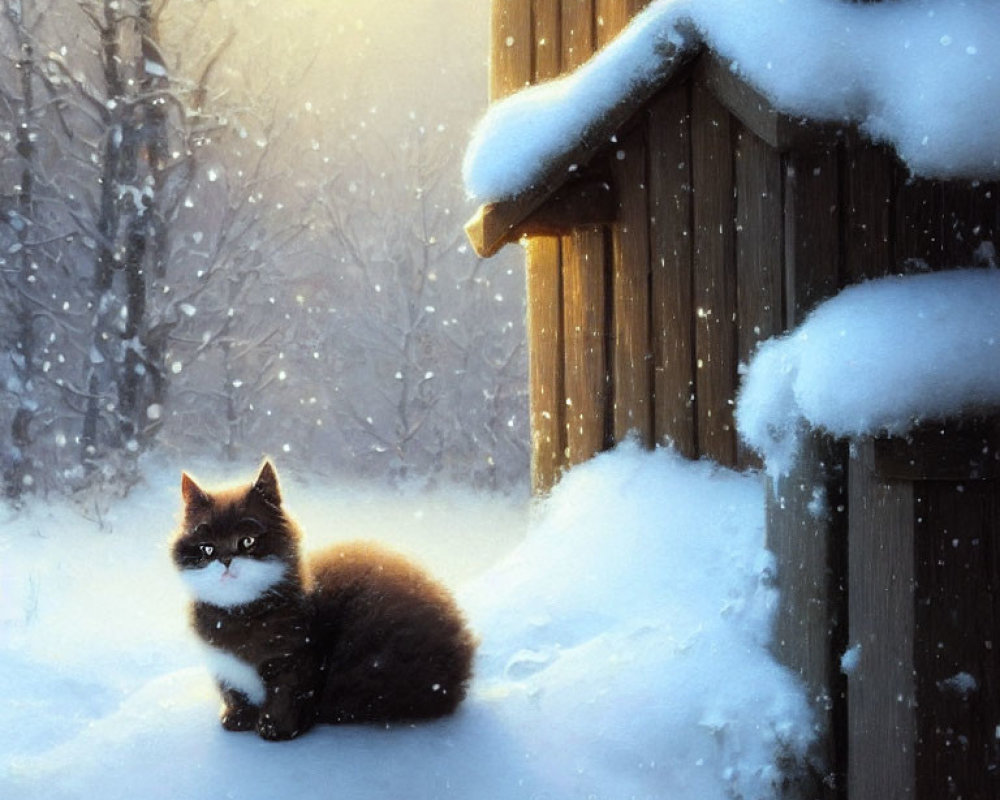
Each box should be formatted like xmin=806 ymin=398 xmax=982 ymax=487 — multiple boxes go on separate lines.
xmin=315 ymin=120 xmax=527 ymax=486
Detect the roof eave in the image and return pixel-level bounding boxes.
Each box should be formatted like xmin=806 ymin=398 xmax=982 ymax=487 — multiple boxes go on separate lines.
xmin=465 ymin=39 xmax=702 ymax=258
xmin=464 ymin=46 xmax=852 ymax=259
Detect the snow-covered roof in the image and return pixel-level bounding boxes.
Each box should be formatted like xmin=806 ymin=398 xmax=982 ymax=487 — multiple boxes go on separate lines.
xmin=736 ymin=268 xmax=1000 ymax=478
xmin=464 ymin=0 xmax=1000 ymax=203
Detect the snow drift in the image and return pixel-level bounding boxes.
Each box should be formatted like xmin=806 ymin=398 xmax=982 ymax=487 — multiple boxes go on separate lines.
xmin=1 ymin=447 xmax=813 ymax=800
xmin=737 ymin=268 xmax=1000 ymax=477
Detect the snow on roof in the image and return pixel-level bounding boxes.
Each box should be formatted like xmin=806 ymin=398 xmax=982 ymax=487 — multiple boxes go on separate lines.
xmin=736 ymin=268 xmax=1000 ymax=478
xmin=464 ymin=0 xmax=1000 ymax=202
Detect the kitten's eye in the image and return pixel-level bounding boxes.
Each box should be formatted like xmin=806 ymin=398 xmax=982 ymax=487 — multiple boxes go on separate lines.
xmin=239 ymin=536 xmax=256 ymax=551
xmin=199 ymin=543 xmax=215 ymax=557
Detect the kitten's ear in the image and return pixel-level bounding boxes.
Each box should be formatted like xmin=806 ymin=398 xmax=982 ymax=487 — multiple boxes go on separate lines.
xmin=181 ymin=472 xmax=210 ymax=508
xmin=252 ymin=460 xmax=281 ymax=506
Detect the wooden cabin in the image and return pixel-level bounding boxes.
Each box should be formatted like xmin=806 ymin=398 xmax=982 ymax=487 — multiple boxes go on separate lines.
xmin=466 ymin=2 xmax=1000 ymax=799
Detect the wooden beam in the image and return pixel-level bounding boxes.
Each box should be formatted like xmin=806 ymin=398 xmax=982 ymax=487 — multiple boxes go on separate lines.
xmin=783 ymin=148 xmax=841 ymax=324
xmin=533 ymin=0 xmax=561 ymax=80
xmin=895 ymin=174 xmax=943 ymax=271
xmin=562 ymin=226 xmax=609 ymax=465
xmin=610 ymin=125 xmax=653 ymax=444
xmin=913 ymin=467 xmax=1000 ymax=800
xmin=519 ymin=177 xmax=617 ymax=238
xmin=526 ymin=237 xmax=566 ymax=493
xmin=648 ymin=82 xmax=696 ymax=456
xmin=872 ymin=419 xmax=1000 ymax=481
xmin=691 ymin=80 xmax=737 ymax=467
xmin=696 ymin=53 xmax=842 ymax=152
xmin=767 ymin=433 xmax=848 ymax=799
xmin=465 ymin=176 xmax=617 ymax=257
xmin=490 ymin=0 xmax=532 ymax=101
xmin=843 ymin=136 xmax=895 ymax=283
xmin=847 ymin=439 xmax=917 ymax=800
xmin=769 ymin=145 xmax=847 ymax=798
xmin=562 ymin=0 xmax=596 ymax=70
xmin=734 ymin=124 xmax=783 ymax=469
xmin=596 ymin=0 xmax=651 ymax=47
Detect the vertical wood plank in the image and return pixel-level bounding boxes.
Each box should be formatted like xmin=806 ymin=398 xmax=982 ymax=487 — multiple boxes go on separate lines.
xmin=562 ymin=226 xmax=608 ymax=466
xmin=914 ymin=474 xmax=1000 ymax=800
xmin=940 ymin=180 xmax=1000 ymax=266
xmin=596 ymin=0 xmax=654 ymax=456
xmin=561 ymin=0 xmax=595 ymax=70
xmin=557 ymin=2 xmax=603 ymax=466
xmin=842 ymin=139 xmax=895 ymax=283
xmin=772 ymin=146 xmax=846 ymax=799
xmin=532 ymin=0 xmax=561 ymax=80
xmin=895 ymin=174 xmax=943 ymax=272
xmin=648 ymin=83 xmax=696 ymax=457
xmin=784 ymin=148 xmax=840 ymax=326
xmin=595 ymin=0 xmax=649 ymax=47
xmin=690 ymin=82 xmax=737 ymax=467
xmin=767 ymin=434 xmax=848 ymax=799
xmin=847 ymin=439 xmax=917 ymax=800
xmin=526 ymin=237 xmax=566 ymax=493
xmin=490 ymin=0 xmax=533 ymax=101
xmin=734 ymin=125 xmax=783 ymax=469
xmin=610 ymin=126 xmax=653 ymax=445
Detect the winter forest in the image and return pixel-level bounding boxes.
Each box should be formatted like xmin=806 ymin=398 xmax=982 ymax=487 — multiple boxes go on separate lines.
xmin=6 ymin=0 xmax=1000 ymax=797
xmin=0 ymin=0 xmax=527 ymax=500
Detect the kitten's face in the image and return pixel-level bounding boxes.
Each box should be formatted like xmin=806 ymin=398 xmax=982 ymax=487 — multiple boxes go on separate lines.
xmin=172 ymin=462 xmax=299 ymax=608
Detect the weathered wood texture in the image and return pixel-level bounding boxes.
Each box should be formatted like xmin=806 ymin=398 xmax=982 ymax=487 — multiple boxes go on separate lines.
xmin=767 ymin=434 xmax=848 ymax=800
xmin=561 ymin=0 xmax=596 ymax=70
xmin=526 ymin=238 xmax=565 ymax=494
xmin=734 ymin=128 xmax=783 ymax=469
xmin=848 ymin=439 xmax=918 ymax=800
xmin=562 ymin=226 xmax=609 ymax=467
xmin=610 ymin=126 xmax=653 ymax=444
xmin=783 ymin=148 xmax=840 ymax=324
xmin=648 ymin=83 xmax=695 ymax=456
xmin=848 ymin=421 xmax=1000 ymax=800
xmin=490 ymin=0 xmax=532 ymax=101
xmin=690 ymin=82 xmax=738 ymax=465
xmin=596 ymin=0 xmax=650 ymax=47
xmin=768 ymin=142 xmax=847 ymax=800
xmin=487 ymin=6 xmax=1000 ymax=800
xmin=913 ymin=473 xmax=1000 ymax=800
xmin=842 ymin=138 xmax=895 ymax=283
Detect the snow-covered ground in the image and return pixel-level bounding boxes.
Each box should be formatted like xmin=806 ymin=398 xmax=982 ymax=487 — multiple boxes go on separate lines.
xmin=0 ymin=444 xmax=813 ymax=800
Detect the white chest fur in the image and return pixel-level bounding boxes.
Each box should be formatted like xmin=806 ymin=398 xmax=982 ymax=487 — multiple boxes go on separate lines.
xmin=200 ymin=644 xmax=267 ymax=706
xmin=179 ymin=556 xmax=287 ymax=608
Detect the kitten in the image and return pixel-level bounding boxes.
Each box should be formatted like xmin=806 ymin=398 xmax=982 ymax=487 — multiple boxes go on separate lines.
xmin=171 ymin=461 xmax=476 ymax=740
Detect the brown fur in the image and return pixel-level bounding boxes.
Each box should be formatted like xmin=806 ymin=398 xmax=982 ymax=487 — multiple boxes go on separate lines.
xmin=171 ymin=462 xmax=476 ymax=740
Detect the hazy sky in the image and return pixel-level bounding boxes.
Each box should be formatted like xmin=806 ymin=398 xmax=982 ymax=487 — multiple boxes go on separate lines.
xmin=166 ymin=0 xmax=492 ymax=124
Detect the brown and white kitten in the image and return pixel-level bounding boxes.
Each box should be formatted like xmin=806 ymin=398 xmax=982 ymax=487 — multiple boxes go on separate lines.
xmin=171 ymin=461 xmax=476 ymax=740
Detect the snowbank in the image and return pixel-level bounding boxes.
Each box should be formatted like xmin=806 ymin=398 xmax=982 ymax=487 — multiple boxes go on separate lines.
xmin=464 ymin=0 xmax=1000 ymax=201
xmin=1 ymin=447 xmax=813 ymax=800
xmin=737 ymin=269 xmax=1000 ymax=477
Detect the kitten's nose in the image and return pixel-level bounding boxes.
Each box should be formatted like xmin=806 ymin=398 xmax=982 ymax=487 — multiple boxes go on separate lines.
xmin=221 ymin=556 xmax=233 ymax=568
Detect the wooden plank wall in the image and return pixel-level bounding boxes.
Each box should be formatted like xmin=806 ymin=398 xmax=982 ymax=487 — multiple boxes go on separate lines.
xmin=494 ymin=4 xmax=1000 ymax=798
xmin=846 ymin=422 xmax=1000 ymax=800
xmin=492 ymin=0 xmax=1000 ymax=492
xmin=491 ymin=0 xmax=655 ymax=492
xmin=648 ymin=83 xmax=695 ymax=458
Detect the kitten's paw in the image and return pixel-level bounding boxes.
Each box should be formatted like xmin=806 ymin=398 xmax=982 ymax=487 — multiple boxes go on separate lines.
xmin=256 ymin=713 xmax=306 ymax=741
xmin=221 ymin=704 xmax=258 ymax=732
